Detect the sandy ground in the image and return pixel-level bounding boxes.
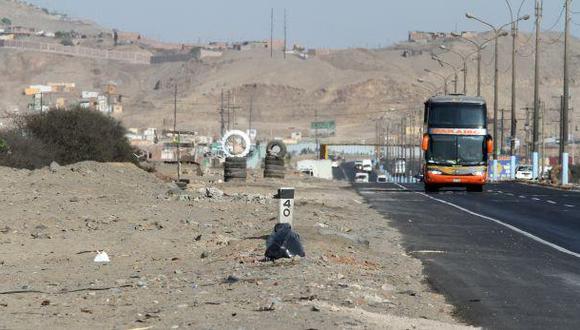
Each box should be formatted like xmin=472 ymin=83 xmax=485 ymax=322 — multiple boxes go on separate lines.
xmin=0 ymin=161 xmax=476 ymax=329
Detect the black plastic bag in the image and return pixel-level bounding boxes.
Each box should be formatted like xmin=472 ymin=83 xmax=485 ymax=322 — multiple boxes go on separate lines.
xmin=265 ymin=223 xmax=305 ymax=260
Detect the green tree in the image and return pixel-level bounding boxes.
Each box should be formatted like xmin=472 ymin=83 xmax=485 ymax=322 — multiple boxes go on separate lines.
xmin=0 ymin=137 xmax=7 ymax=153
xmin=23 ymin=107 xmax=135 ymax=165
xmin=0 ymin=17 xmax=12 ymax=26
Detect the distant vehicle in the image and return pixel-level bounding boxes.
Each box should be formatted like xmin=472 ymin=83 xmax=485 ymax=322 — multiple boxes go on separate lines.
xmin=422 ymin=95 xmax=492 ymax=193
xmin=414 ymin=173 xmax=424 ymax=182
xmin=515 ymin=165 xmax=533 ymax=180
xmin=394 ymin=158 xmax=406 ymax=176
xmin=354 ymin=160 xmax=364 ymax=172
xmin=354 ymin=172 xmax=369 ymax=183
xmin=376 ymin=174 xmax=388 ymax=183
xmin=361 ymin=159 xmax=373 ymax=172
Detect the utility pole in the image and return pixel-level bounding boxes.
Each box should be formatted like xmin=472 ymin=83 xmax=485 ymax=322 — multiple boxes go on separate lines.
xmin=220 ymin=89 xmax=225 ymax=136
xmin=532 ymin=0 xmax=542 ymax=179
xmin=477 ymin=48 xmax=482 ymax=96
xmin=270 ymin=8 xmax=274 ymax=58
xmin=494 ymin=32 xmax=500 ymax=159
xmin=283 ymin=9 xmax=287 ymax=60
xmin=525 ymin=106 xmax=532 ymax=157
xmin=229 ymin=92 xmax=242 ymax=130
xmin=226 ymin=91 xmax=231 ymax=131
xmin=314 ymin=109 xmax=319 ymax=156
xmin=561 ymin=0 xmax=571 ymax=185
xmin=509 ymin=19 xmax=518 ymax=157
xmin=501 ymin=108 xmax=506 ymax=153
xmin=173 ymin=82 xmax=181 ymax=181
xmin=541 ymin=101 xmax=546 ymax=178
xmin=249 ymin=92 xmax=253 ymax=134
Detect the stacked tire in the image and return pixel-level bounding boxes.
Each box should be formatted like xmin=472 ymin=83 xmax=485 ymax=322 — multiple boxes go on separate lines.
xmin=264 ymin=141 xmax=287 ymax=179
xmin=224 ymin=157 xmax=247 ymax=182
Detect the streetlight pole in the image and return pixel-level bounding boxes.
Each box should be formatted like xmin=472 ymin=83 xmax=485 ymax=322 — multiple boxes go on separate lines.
xmin=506 ymin=0 xmax=529 ymax=160
xmin=424 ymin=69 xmax=455 ymax=95
xmin=561 ymin=0 xmax=571 ymax=185
xmin=439 ymin=45 xmax=482 ymax=95
xmin=466 ymin=13 xmax=530 ymax=162
xmin=451 ymin=32 xmax=507 ymax=97
xmin=431 ymin=55 xmax=461 ymax=94
xmin=532 ymin=0 xmax=543 ymax=180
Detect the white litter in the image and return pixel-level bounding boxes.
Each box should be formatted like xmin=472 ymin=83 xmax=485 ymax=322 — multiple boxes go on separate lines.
xmin=94 ymin=251 xmax=110 ymax=263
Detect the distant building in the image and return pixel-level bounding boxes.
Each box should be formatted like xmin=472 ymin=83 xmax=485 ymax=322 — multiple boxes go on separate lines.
xmin=408 ymin=30 xmax=478 ymax=43
xmin=191 ymin=47 xmax=222 ymax=60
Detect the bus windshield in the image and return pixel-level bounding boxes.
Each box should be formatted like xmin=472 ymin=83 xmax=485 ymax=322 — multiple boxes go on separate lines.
xmin=428 ymin=103 xmax=486 ymax=128
xmin=427 ymin=135 xmax=486 ymax=166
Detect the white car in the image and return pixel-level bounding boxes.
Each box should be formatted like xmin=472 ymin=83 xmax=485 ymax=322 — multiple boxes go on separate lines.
xmin=515 ymin=165 xmax=533 ymax=180
xmin=376 ymin=174 xmax=388 ymax=183
xmin=361 ymin=159 xmax=373 ymax=172
xmin=354 ymin=172 xmax=369 ymax=183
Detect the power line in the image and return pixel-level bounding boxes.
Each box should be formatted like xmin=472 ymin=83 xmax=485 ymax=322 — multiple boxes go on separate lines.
xmin=544 ymin=4 xmax=565 ymax=32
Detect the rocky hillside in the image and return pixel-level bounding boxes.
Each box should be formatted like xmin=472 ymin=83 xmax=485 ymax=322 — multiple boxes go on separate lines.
xmin=1 ymin=0 xmax=579 ymax=144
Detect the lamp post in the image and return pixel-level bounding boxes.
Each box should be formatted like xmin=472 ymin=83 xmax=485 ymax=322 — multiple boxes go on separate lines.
xmin=505 ymin=0 xmax=531 ymax=159
xmin=415 ymin=79 xmax=443 ymax=96
xmin=466 ymin=12 xmax=530 ymax=162
xmin=431 ymin=55 xmax=461 ymax=94
xmin=439 ymin=45 xmax=482 ymax=95
xmin=450 ymin=32 xmax=507 ymax=97
xmin=424 ymin=69 xmax=456 ymax=95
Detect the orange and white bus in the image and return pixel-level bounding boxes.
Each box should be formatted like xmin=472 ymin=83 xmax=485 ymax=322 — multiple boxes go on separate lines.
xmin=421 ymin=95 xmax=493 ymax=192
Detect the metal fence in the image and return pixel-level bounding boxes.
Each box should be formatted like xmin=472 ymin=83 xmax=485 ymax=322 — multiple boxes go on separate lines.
xmin=0 ymin=39 xmax=151 ymax=64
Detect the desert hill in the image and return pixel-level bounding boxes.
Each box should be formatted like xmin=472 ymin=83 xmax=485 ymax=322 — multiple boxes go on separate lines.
xmin=1 ymin=0 xmax=579 ymax=145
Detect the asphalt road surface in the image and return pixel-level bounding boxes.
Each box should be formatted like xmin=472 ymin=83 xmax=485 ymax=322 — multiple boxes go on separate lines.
xmin=336 ymin=162 xmax=580 ymax=329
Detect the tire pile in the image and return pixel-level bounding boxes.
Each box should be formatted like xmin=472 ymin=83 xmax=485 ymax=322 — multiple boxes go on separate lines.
xmin=264 ymin=140 xmax=286 ymax=179
xmin=224 ymin=157 xmax=247 ymax=182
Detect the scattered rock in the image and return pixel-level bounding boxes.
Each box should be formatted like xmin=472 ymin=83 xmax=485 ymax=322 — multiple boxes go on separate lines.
xmin=205 ymin=187 xmax=224 ymax=199
xmin=224 ymin=274 xmax=240 ymax=284
xmin=49 ymin=161 xmax=61 ymax=173
xmin=70 ymin=197 xmax=80 ymax=203
xmin=200 ymin=251 xmax=210 ymax=259
xmin=311 ymin=305 xmax=321 ymax=312
xmin=258 ymin=298 xmax=282 ymax=311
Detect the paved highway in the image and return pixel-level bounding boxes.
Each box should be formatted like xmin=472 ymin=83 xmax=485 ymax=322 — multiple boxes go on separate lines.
xmin=336 ymin=162 xmax=580 ymax=329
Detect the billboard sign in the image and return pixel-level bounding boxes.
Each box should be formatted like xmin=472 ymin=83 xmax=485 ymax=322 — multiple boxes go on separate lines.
xmin=310 ymin=120 xmax=336 ymax=137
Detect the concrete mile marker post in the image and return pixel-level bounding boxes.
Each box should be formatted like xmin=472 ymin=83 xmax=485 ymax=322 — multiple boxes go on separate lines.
xmin=276 ymin=187 xmax=295 ymax=225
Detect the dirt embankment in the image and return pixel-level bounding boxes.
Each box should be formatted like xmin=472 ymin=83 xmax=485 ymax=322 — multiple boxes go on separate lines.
xmin=0 ymin=162 xmax=475 ymax=329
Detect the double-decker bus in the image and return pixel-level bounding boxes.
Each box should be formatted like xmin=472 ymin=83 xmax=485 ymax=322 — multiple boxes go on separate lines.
xmin=421 ymin=95 xmax=493 ymax=192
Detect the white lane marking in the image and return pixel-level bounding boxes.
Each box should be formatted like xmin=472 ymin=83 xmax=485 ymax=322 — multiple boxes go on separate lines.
xmin=565 ymin=204 xmax=575 ymax=208
xmin=519 ymin=195 xmax=526 ymax=199
xmin=506 ymin=193 xmax=514 ymax=196
xmin=393 ymin=183 xmax=580 ymax=259
xmin=353 ymin=199 xmax=362 ymax=204
xmin=532 ymin=197 xmax=541 ymax=201
xmin=409 ymin=250 xmax=447 ymax=254
xmin=547 ymin=200 xmax=557 ymax=205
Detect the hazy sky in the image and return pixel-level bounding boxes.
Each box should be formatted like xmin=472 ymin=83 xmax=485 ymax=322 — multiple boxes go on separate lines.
xmin=25 ymin=0 xmax=576 ymax=48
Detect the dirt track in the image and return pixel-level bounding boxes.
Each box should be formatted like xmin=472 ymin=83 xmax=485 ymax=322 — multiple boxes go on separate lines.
xmin=0 ymin=162 xmax=475 ymax=329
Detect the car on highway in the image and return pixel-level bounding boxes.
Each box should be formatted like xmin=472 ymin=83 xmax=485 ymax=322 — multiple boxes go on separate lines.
xmin=354 ymin=160 xmax=364 ymax=172
xmin=354 ymin=172 xmax=369 ymax=183
xmin=361 ymin=159 xmax=373 ymax=172
xmin=376 ymin=174 xmax=388 ymax=183
xmin=515 ymin=165 xmax=533 ymax=180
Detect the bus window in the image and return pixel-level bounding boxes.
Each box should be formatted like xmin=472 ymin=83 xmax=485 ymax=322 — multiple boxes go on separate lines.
xmin=428 ymin=103 xmax=486 ymax=128
xmin=427 ymin=135 xmax=457 ymax=165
